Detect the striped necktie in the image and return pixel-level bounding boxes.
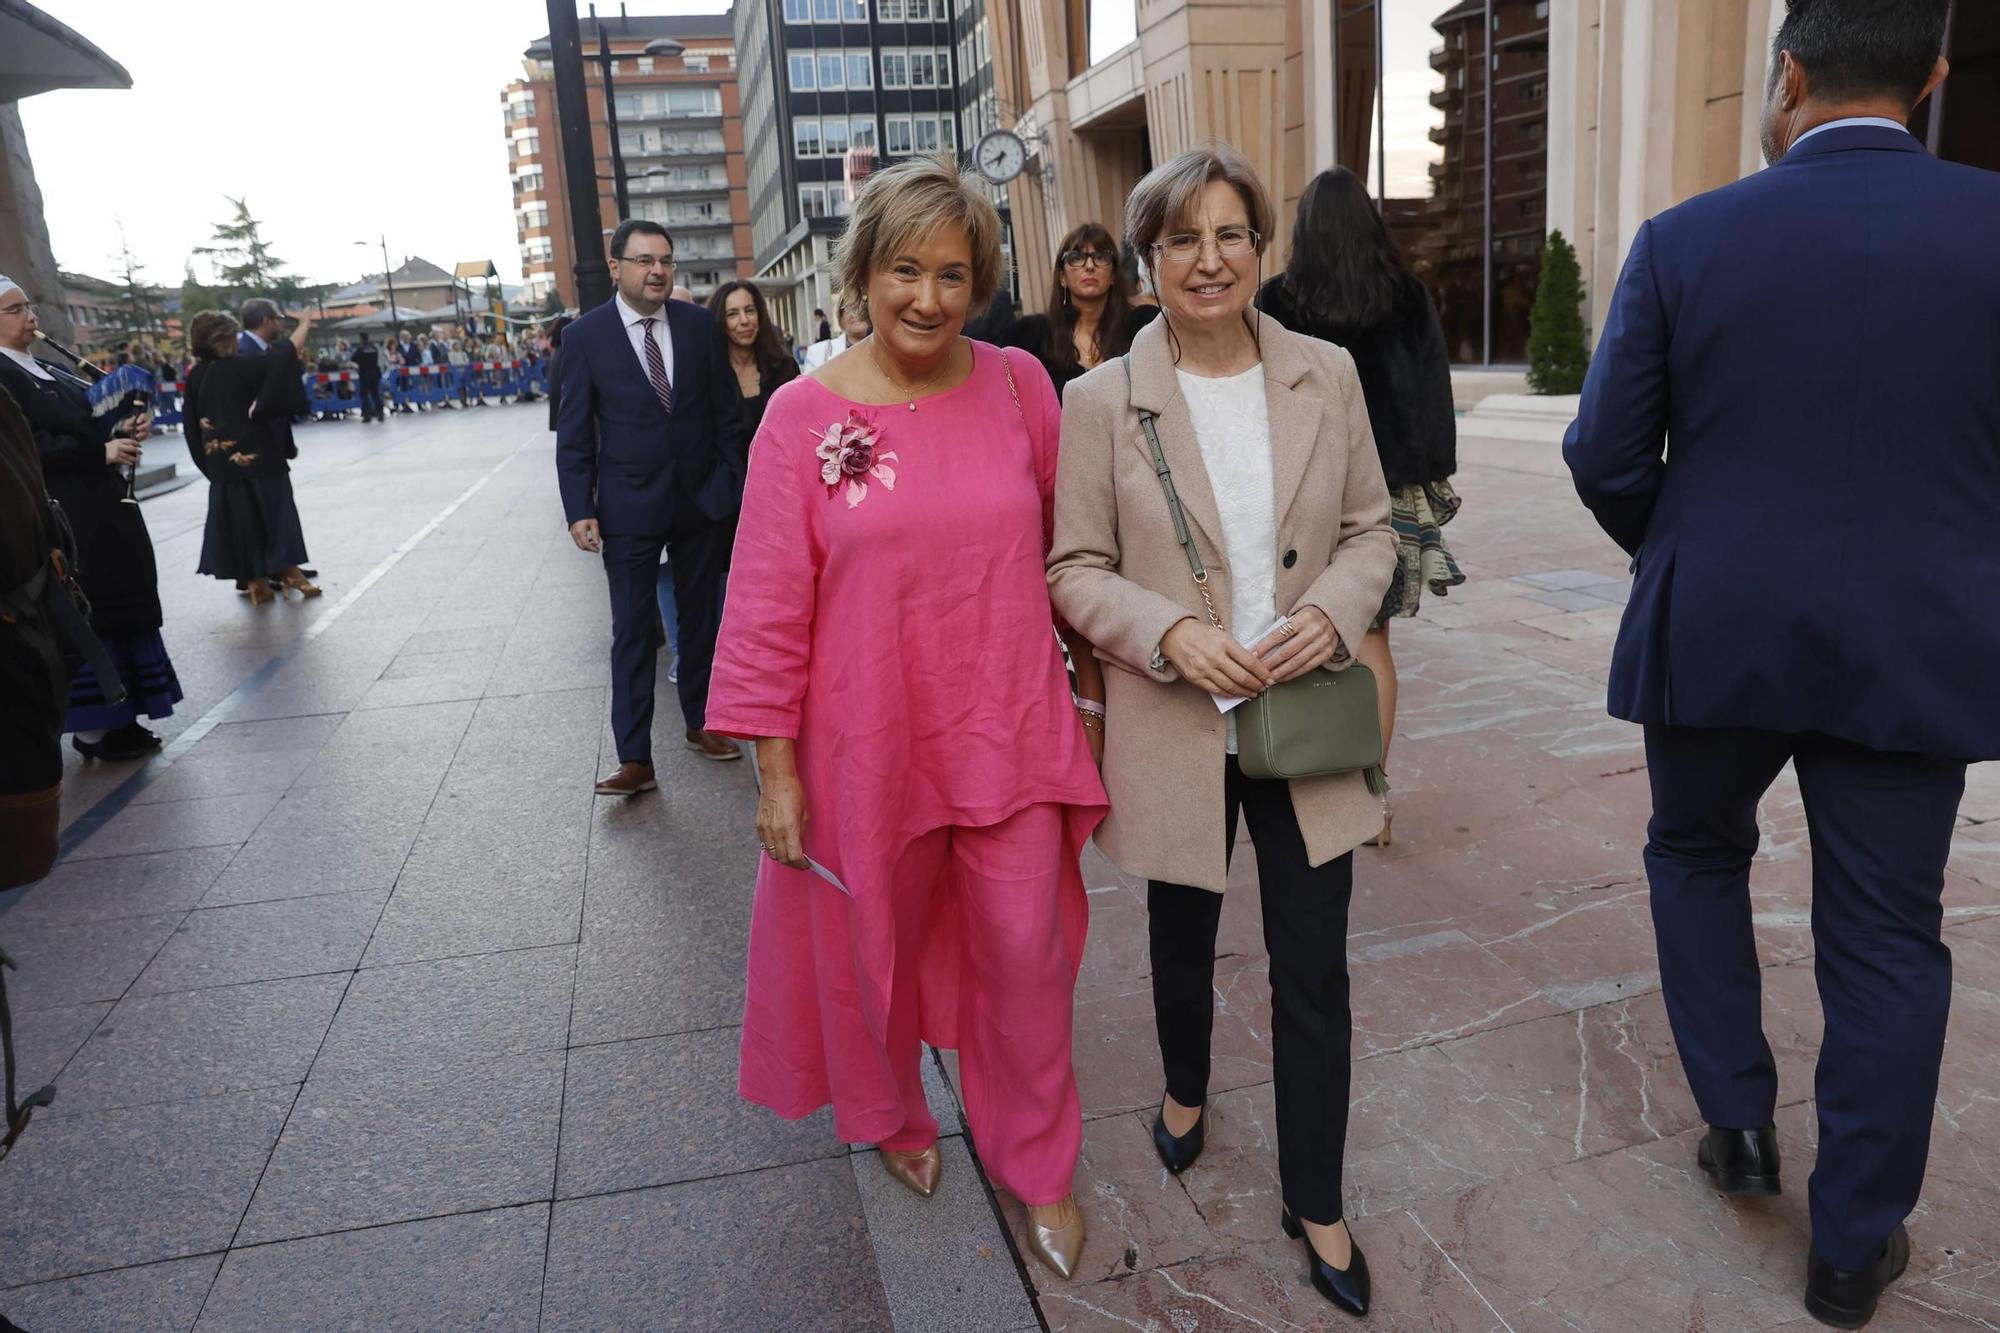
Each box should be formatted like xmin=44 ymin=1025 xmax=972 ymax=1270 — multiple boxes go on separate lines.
xmin=640 ymin=316 xmax=675 ymax=415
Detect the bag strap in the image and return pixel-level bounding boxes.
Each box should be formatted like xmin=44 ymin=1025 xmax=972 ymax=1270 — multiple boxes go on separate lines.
xmin=999 ymin=345 xmax=1026 ymax=430
xmin=1124 ymin=355 xmax=1224 ymax=633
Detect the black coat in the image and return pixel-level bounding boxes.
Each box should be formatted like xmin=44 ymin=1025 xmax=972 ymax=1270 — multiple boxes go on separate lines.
xmin=0 ymin=354 xmax=163 ymax=632
xmin=1256 ymin=272 xmax=1456 ymax=490
xmin=185 ymin=351 xmax=304 ymax=481
xmin=997 ymin=305 xmax=1159 ymax=400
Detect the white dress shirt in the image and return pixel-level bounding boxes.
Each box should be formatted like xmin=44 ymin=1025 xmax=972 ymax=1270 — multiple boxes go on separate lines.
xmin=616 ymin=292 xmax=675 ymax=385
xmin=0 ymin=344 xmax=54 ymax=381
xmin=1791 ymin=116 xmax=1910 ymax=151
xmin=1179 ymin=364 xmax=1278 ymax=754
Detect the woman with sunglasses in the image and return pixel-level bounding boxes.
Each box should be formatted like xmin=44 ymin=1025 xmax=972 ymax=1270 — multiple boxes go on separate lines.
xmin=999 ymin=223 xmax=1158 ymax=399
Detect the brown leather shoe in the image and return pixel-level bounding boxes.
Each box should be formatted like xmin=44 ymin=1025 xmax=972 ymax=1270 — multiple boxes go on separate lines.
xmin=593 ymin=762 xmax=658 ymax=797
xmin=684 ymin=728 xmax=742 ymax=761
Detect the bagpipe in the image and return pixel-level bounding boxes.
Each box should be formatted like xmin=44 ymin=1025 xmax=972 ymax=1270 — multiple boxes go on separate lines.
xmin=33 ymin=331 xmax=150 ymax=505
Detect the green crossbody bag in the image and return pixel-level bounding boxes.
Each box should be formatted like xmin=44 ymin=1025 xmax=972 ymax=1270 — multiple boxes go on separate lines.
xmin=1126 ymin=357 xmax=1388 ymax=793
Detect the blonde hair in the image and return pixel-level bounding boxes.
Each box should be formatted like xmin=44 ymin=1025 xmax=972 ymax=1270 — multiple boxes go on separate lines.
xmin=1124 ymin=142 xmax=1275 ymax=273
xmin=831 ymin=152 xmax=1005 ymax=314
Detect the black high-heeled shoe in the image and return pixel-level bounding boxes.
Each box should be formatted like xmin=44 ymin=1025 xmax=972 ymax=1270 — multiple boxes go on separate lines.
xmin=1151 ymin=1098 xmax=1205 ymax=1174
xmin=1282 ymin=1208 xmax=1371 ymax=1317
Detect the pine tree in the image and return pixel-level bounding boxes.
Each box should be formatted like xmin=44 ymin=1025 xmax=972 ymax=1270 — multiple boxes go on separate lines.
xmin=108 ymin=225 xmax=160 ymax=341
xmin=193 ymin=196 xmax=289 ymax=300
xmin=1526 ymin=230 xmax=1589 ymax=395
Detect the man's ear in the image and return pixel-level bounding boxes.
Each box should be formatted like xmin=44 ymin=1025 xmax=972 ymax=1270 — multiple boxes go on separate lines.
xmin=1777 ymin=50 xmax=1807 ymax=112
xmin=1915 ymin=55 xmax=1950 ymax=111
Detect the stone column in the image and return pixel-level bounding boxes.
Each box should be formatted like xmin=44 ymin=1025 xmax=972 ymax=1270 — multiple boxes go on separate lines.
xmin=0 ymin=104 xmax=73 ymax=344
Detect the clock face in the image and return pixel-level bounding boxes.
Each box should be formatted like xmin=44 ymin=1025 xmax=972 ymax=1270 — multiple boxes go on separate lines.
xmin=975 ymin=130 xmax=1028 ymax=185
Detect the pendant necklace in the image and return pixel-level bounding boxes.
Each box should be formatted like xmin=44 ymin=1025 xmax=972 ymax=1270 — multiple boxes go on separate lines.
xmin=866 ymin=337 xmax=945 ymax=412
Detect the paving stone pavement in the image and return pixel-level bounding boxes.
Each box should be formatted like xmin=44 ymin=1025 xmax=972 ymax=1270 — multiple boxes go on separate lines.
xmin=0 ymin=407 xmax=1992 ymax=1332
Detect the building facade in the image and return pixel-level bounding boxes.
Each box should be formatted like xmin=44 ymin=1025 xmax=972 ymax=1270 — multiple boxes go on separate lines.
xmin=505 ymin=14 xmax=751 ymax=310
xmin=734 ymin=0 xmax=1010 ymax=342
xmin=996 ymin=0 xmax=1991 ymax=364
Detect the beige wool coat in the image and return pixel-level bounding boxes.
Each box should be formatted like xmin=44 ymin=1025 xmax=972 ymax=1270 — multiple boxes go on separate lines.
xmin=1048 ymin=312 xmax=1398 ymax=893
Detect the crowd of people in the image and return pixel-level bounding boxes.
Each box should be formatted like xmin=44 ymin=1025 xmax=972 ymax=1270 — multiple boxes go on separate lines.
xmin=550 ymin=5 xmax=1989 ymax=1329
xmin=1 ymin=5 xmax=1988 ymax=1330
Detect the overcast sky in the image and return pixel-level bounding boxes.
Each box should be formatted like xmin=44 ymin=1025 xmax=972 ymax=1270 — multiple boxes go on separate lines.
xmin=21 ymin=0 xmax=1445 ymax=294
xmin=20 ymin=0 xmax=726 ymax=292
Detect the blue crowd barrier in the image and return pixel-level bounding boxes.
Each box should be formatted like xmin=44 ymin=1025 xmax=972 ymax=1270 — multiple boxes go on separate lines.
xmin=306 ymin=370 xmax=362 ymax=416
xmin=152 ymin=378 xmax=184 ymax=430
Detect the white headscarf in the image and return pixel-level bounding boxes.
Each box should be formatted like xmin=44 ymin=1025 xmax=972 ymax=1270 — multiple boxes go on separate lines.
xmin=0 ymin=277 xmax=54 ymax=379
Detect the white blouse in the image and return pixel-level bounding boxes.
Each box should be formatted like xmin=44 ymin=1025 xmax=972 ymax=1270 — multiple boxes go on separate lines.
xmin=1178 ymin=364 xmax=1278 ymax=752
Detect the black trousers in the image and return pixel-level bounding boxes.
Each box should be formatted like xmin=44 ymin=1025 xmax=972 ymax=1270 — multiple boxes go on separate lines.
xmin=358 ymin=379 xmax=382 ymax=420
xmin=1643 ymin=724 xmax=1964 ymax=1270
xmin=602 ymin=516 xmax=734 ymax=764
xmin=1150 ymin=755 xmax=1355 ymax=1224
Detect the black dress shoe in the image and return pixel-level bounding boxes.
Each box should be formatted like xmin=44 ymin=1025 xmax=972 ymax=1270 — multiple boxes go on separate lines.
xmin=1282 ymin=1209 xmax=1370 ymax=1317
xmin=1698 ymin=1122 xmax=1781 ymax=1196
xmin=1805 ymin=1223 xmax=1909 ymax=1329
xmin=1150 ymin=1100 xmax=1204 ymax=1174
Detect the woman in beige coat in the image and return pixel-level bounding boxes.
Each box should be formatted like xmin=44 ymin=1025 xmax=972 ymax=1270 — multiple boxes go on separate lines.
xmin=1047 ymin=144 xmax=1396 ymax=1318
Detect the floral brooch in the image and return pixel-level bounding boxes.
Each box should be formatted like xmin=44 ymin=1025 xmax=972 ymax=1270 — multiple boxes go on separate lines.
xmin=814 ymin=410 xmax=899 ymax=508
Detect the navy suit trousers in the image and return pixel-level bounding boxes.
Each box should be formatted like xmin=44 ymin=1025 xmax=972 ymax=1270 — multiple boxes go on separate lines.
xmin=602 ymin=518 xmax=734 ymax=764
xmin=1641 ymin=724 xmax=1965 ymax=1269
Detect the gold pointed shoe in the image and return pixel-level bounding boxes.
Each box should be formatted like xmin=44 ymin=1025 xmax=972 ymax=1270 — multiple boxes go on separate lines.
xmin=1027 ymin=1196 xmax=1086 ymax=1280
xmin=879 ymin=1144 xmax=942 ymax=1198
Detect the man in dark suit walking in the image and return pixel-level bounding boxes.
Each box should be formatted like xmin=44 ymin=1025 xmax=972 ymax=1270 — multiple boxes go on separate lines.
xmin=1564 ymin=4 xmax=1990 ymax=1326
xmin=353 ymin=332 xmax=384 ymax=423
xmin=557 ymin=219 xmax=746 ymax=797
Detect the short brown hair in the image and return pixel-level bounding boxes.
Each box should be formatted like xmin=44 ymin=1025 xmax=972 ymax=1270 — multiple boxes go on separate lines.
xmin=831 ymin=152 xmax=1005 ymax=314
xmin=1124 ymin=142 xmax=1275 ymax=271
xmin=188 ymin=310 xmax=241 ymax=362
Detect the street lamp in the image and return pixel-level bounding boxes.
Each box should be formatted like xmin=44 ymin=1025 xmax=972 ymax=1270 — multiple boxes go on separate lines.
xmin=589 ymin=3 xmax=684 ymax=220
xmin=353 ymin=237 xmax=401 ymax=339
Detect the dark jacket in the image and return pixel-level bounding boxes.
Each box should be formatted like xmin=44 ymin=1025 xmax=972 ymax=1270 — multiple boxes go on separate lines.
xmin=555 ymin=297 xmax=748 ymax=535
xmin=352 ymin=342 xmax=383 ymax=382
xmin=998 ymin=304 xmax=1159 ymax=400
xmin=0 ymin=384 xmax=63 ymax=875
xmin=1256 ymin=271 xmax=1456 ymax=491
xmin=0 ymin=354 xmax=162 ymax=632
xmin=1563 ymin=125 xmax=2000 ymax=760
xmin=184 ymin=350 xmax=305 ymax=481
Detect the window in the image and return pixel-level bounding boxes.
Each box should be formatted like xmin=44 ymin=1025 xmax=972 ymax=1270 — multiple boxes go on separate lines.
xmin=847 ymin=52 xmax=873 ymax=87
xmin=794 ymin=117 xmax=822 ymax=157
xmin=818 ymin=52 xmax=845 ymax=88
xmin=1521 ymin=79 xmax=1546 ymax=103
xmin=823 ymin=116 xmax=851 ymax=156
xmin=828 ymin=182 xmax=852 ymax=217
xmin=516 ymin=170 xmax=544 ymax=193
xmin=850 ymin=116 xmax=877 ymax=150
xmin=881 ymin=51 xmax=907 ymax=87
xmin=908 ymin=49 xmax=936 ymax=87
xmin=841 ymin=0 xmax=865 ymax=19
xmin=879 ymin=0 xmax=902 ymax=17
xmin=938 ymin=115 xmax=954 ymax=151
xmin=522 ymin=204 xmax=549 ymax=229
xmin=913 ymin=115 xmax=941 ymax=152
xmin=784 ymin=0 xmax=809 ymax=19
xmin=906 ymin=0 xmax=930 ymax=17
xmin=800 ymin=185 xmax=828 ymax=218
xmin=685 ymin=55 xmax=709 ymax=73
xmin=975 ymin=18 xmax=988 ymax=67
xmin=516 ymin=132 xmax=540 ymax=158
xmin=637 ymin=57 xmax=654 ymax=74
xmin=885 ymin=115 xmax=912 ymax=155
xmin=812 ymin=0 xmax=838 ymax=20
xmin=788 ymin=53 xmax=815 ymax=90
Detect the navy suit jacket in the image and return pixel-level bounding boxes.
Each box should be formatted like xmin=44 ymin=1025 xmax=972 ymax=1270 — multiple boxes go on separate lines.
xmin=1564 ymin=126 xmax=2000 ymax=761
xmin=555 ymin=296 xmax=746 ymax=536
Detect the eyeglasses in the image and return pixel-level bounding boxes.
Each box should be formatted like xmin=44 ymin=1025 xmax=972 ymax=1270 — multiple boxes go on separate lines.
xmin=1150 ymin=227 xmax=1260 ymax=264
xmin=0 ymin=302 xmax=34 ymax=318
xmin=1061 ymin=250 xmax=1114 ymax=270
xmin=615 ymin=254 xmax=677 ymax=270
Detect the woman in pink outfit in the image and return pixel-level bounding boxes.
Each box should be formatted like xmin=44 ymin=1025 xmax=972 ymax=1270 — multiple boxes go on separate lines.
xmin=706 ymin=153 xmax=1108 ymax=1280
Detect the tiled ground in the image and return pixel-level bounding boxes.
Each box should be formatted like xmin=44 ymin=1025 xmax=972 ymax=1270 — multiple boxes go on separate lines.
xmin=0 ymin=412 xmax=1993 ymax=1331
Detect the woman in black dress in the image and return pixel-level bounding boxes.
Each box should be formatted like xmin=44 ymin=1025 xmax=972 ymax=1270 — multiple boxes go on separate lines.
xmin=1256 ymin=166 xmax=1464 ymax=845
xmin=708 ymin=280 xmax=799 ymax=439
xmin=0 ymin=277 xmax=183 ymax=761
xmin=183 ymin=310 xmax=319 ymax=605
xmin=998 ymin=221 xmax=1158 ymax=398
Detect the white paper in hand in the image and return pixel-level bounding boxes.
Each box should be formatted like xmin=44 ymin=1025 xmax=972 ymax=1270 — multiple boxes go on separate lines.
xmin=805 ymin=856 xmax=852 ymax=896
xmin=1210 ymin=614 xmax=1286 ymax=714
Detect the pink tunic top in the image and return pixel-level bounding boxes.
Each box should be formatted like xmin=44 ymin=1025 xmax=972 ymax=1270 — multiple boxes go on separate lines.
xmin=707 ymin=341 xmax=1108 ymax=1131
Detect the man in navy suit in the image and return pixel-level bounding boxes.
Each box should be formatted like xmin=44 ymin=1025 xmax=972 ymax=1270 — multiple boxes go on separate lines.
xmin=1564 ymin=3 xmax=1992 ymax=1325
xmin=557 ymin=219 xmax=746 ymax=796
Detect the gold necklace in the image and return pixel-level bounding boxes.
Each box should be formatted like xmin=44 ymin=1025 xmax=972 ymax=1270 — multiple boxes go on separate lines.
xmin=866 ymin=337 xmax=948 ymax=412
